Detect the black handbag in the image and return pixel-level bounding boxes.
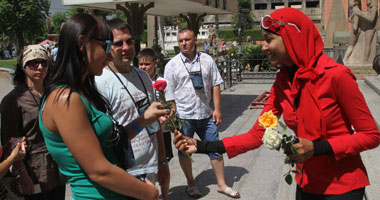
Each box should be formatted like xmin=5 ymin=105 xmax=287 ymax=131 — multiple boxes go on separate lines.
xmin=106 ymin=112 xmax=135 ymax=170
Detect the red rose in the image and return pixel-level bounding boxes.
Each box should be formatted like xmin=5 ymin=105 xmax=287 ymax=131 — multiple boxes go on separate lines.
xmin=152 ymin=80 xmax=167 ymax=92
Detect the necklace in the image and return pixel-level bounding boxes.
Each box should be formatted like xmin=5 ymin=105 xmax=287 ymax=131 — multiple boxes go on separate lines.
xmin=27 ymin=87 xmax=40 ymax=106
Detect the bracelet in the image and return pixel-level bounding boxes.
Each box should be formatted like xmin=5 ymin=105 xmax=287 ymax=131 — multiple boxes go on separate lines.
xmin=158 ymin=160 xmax=168 ymax=165
xmin=130 ymin=121 xmax=142 ymax=134
xmin=14 ymin=167 xmax=25 ymax=176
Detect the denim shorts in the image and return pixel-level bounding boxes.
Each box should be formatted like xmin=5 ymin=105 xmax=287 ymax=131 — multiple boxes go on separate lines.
xmin=178 ymin=116 xmax=222 ymax=159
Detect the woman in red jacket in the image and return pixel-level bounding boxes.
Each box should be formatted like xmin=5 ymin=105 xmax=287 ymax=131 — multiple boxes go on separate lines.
xmin=174 ymin=7 xmax=380 ymax=200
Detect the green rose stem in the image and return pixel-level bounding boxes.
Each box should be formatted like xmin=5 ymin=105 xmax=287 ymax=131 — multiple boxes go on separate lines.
xmin=159 ymin=91 xmax=193 ymax=162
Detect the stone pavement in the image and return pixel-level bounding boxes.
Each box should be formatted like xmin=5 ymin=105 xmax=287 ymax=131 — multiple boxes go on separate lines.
xmin=1 ymin=76 xmax=380 ymax=200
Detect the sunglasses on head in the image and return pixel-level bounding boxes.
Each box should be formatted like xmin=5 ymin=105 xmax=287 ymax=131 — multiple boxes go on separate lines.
xmin=112 ymin=38 xmax=135 ymax=47
xmin=93 ymin=38 xmax=112 ymax=54
xmin=26 ymin=60 xmax=48 ymax=69
xmin=261 ymin=15 xmax=301 ymax=33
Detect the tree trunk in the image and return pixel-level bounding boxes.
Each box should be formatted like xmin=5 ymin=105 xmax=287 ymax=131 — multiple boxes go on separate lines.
xmin=16 ymin=32 xmax=24 ymax=55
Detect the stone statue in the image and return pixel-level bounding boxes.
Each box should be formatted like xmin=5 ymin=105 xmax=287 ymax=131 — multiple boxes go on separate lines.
xmin=208 ymin=25 xmax=217 ymax=43
xmin=343 ymin=0 xmax=361 ymax=63
xmin=344 ymin=0 xmax=378 ymax=64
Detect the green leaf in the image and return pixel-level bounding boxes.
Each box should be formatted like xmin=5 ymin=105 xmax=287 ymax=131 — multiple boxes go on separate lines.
xmin=279 ymin=121 xmax=287 ymax=131
xmin=292 ymin=170 xmax=299 ymax=174
xmin=165 ymin=123 xmax=175 ymax=131
xmin=281 ymin=129 xmax=287 ymax=136
xmin=285 ymin=174 xmax=292 ymax=185
xmin=163 ymin=102 xmax=172 ymax=108
xmin=284 ymin=157 xmax=290 ymax=164
xmin=290 ymin=145 xmax=299 ymax=155
xmin=178 ymin=121 xmax=182 ymax=130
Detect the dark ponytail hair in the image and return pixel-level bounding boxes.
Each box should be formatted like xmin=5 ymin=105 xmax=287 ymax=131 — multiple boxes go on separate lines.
xmin=13 ymin=51 xmax=26 ymax=86
xmin=44 ymin=13 xmax=113 ymax=112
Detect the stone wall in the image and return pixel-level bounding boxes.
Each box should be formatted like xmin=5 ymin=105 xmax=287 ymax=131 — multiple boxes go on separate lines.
xmin=0 ymin=68 xmax=15 ymax=82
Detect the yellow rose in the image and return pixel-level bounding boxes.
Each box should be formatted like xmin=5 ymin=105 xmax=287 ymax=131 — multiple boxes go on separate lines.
xmin=258 ymin=110 xmax=278 ymax=129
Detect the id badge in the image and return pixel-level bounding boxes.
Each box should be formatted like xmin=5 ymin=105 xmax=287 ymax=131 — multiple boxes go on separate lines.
xmin=189 ymin=71 xmax=203 ymax=89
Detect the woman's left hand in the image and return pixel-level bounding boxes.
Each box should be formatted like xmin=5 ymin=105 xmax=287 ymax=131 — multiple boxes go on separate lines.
xmin=288 ymin=138 xmax=314 ymax=163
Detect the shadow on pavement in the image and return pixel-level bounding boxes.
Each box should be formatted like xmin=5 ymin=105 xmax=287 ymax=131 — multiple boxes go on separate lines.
xmin=168 ymin=166 xmax=248 ymax=199
xmin=218 ymin=94 xmax=258 ymax=132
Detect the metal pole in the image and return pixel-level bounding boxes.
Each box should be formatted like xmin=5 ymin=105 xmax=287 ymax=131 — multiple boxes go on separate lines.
xmin=227 ymin=55 xmax=232 ymax=88
xmin=238 ymin=10 xmax=242 ymax=55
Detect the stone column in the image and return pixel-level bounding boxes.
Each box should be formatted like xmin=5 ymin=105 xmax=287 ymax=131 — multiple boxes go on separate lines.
xmin=301 ymin=0 xmax=306 ymax=13
xmin=147 ymin=15 xmax=155 ymax=48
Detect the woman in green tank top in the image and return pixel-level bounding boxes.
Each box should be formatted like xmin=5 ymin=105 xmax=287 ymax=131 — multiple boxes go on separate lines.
xmin=39 ymin=13 xmax=170 ymax=200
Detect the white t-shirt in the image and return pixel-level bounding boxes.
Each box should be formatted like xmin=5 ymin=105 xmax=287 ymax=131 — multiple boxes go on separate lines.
xmin=164 ymin=52 xmax=223 ymax=120
xmin=95 ymin=67 xmax=158 ymax=176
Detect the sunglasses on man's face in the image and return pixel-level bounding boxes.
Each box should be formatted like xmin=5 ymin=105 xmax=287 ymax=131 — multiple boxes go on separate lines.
xmin=26 ymin=60 xmax=48 ymax=70
xmin=112 ymin=38 xmax=135 ymax=48
xmin=261 ymin=15 xmax=301 ymax=33
xmin=93 ymin=38 xmax=112 ymax=54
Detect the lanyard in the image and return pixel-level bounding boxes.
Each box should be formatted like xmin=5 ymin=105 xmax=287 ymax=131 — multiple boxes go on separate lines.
xmin=108 ymin=65 xmax=150 ymax=114
xmin=27 ymin=87 xmax=40 ymax=107
xmin=180 ymin=52 xmax=202 ymax=74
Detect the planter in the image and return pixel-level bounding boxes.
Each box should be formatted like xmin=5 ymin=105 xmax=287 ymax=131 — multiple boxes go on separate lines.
xmin=241 ymin=71 xmax=277 ymax=79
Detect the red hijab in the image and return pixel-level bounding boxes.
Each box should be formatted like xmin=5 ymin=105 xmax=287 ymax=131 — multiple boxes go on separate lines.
xmin=267 ymin=8 xmax=326 ymax=140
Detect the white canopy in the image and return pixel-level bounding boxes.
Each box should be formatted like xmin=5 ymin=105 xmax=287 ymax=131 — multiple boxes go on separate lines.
xmin=62 ymin=0 xmax=238 ymax=16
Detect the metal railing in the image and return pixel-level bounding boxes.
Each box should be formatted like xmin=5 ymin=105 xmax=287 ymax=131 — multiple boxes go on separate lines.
xmin=213 ymin=45 xmax=380 ymax=89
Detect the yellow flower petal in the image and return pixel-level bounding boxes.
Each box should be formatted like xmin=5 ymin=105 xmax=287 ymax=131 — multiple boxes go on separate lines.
xmin=258 ymin=110 xmax=278 ymax=129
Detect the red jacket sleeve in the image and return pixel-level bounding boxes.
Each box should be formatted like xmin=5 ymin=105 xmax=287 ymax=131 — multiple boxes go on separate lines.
xmin=328 ymin=68 xmax=380 ymax=160
xmin=222 ymin=83 xmax=284 ymax=158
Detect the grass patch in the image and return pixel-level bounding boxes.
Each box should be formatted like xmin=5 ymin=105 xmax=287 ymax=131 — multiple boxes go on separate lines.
xmin=167 ymin=50 xmax=177 ymax=58
xmin=0 ymin=59 xmax=17 ymax=70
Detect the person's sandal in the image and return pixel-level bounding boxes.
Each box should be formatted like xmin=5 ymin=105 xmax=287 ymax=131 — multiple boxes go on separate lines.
xmin=186 ymin=185 xmax=201 ymax=198
xmin=217 ymin=187 xmax=240 ymax=199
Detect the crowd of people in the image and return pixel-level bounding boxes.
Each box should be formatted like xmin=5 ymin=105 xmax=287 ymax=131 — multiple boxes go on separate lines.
xmin=0 ymin=7 xmax=379 ymax=200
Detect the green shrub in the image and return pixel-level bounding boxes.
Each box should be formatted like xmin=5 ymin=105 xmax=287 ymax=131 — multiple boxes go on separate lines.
xmin=227 ymin=44 xmax=276 ymax=72
xmin=217 ymin=29 xmax=263 ymax=41
xmin=141 ymin=30 xmax=147 ymax=43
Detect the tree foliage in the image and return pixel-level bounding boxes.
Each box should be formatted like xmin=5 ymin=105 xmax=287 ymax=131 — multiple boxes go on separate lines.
xmin=231 ymin=0 xmax=255 ymax=31
xmin=0 ymin=0 xmax=50 ymax=52
xmin=50 ymin=7 xmax=117 ymax=34
xmin=50 ymin=12 xmax=67 ymax=34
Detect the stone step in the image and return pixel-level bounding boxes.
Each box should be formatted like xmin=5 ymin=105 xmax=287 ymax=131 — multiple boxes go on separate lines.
xmin=358 ymin=80 xmax=380 ymax=200
xmin=364 ymin=76 xmax=380 ymax=96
